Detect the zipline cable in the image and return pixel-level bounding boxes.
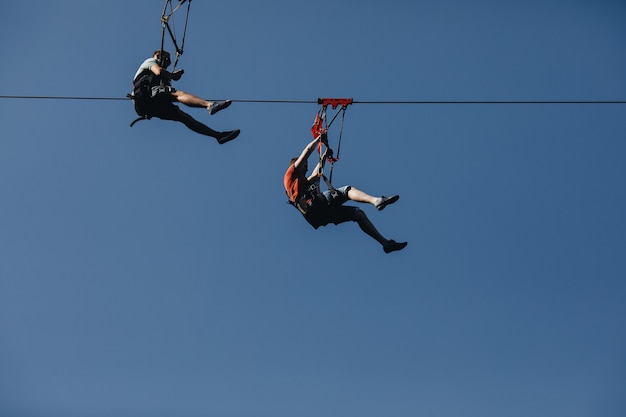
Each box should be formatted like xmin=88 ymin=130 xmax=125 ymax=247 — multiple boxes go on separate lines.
xmin=1 ymin=95 xmax=626 ymax=104
xmin=0 ymin=95 xmax=129 ymax=101
xmin=353 ymin=100 xmax=626 ymax=105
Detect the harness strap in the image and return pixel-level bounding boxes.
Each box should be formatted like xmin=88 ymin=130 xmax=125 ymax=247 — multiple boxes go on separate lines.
xmin=286 ymin=192 xmax=315 ymax=216
xmin=328 ymin=106 xmax=346 ymax=184
xmin=127 ymin=92 xmax=153 ymax=127
xmin=130 ymin=115 xmax=151 ymax=127
xmin=322 ymin=174 xmax=336 ymax=194
xmin=312 ymin=104 xmax=347 ymax=187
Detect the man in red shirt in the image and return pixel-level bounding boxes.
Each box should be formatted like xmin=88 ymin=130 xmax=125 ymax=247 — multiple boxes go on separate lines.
xmin=284 ymin=135 xmax=407 ymax=253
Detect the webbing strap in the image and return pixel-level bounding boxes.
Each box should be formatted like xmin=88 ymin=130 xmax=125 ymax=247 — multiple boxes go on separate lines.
xmin=328 ymin=107 xmax=346 ymax=184
xmin=322 ymin=174 xmax=335 ymax=194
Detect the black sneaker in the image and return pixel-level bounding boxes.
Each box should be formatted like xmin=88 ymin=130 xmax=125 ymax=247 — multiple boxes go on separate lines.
xmin=208 ymin=100 xmax=232 ymax=115
xmin=383 ymin=240 xmax=407 ymax=253
xmin=217 ymin=129 xmax=240 ymax=144
xmin=376 ymin=195 xmax=399 ymax=211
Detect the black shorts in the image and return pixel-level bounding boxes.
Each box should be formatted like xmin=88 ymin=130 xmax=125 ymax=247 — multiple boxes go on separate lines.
xmin=304 ymin=193 xmax=359 ymax=229
xmin=133 ymin=95 xmax=181 ymax=121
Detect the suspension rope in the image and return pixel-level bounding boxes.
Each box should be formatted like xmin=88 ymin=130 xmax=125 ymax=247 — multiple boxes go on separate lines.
xmin=159 ymin=0 xmax=192 ymax=70
xmin=178 ymin=0 xmax=192 ymax=68
xmin=329 ymin=107 xmax=347 ymax=184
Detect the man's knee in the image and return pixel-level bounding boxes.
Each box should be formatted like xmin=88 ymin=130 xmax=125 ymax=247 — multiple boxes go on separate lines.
xmin=354 ymin=208 xmax=366 ymax=222
xmin=172 ymin=90 xmax=188 ymax=101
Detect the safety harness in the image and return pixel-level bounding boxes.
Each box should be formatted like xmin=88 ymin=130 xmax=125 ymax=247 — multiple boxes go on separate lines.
xmin=128 ymin=68 xmax=174 ymax=127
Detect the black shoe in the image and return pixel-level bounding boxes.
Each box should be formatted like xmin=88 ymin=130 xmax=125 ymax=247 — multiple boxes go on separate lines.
xmin=217 ymin=129 xmax=240 ymax=144
xmin=383 ymin=240 xmax=407 ymax=254
xmin=376 ymin=195 xmax=399 ymax=211
xmin=208 ymin=100 xmax=232 ymax=115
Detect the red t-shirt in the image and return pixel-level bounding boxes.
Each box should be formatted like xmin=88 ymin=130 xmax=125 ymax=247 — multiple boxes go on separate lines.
xmin=284 ymin=163 xmax=307 ymax=203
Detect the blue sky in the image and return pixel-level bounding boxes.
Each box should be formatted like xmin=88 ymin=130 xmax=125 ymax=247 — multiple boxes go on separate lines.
xmin=1 ymin=1 xmax=625 ymax=416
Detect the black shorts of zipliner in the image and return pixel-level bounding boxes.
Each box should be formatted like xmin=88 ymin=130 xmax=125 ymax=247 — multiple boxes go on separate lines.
xmin=133 ymin=95 xmax=183 ymax=121
xmin=304 ymin=185 xmax=359 ymax=229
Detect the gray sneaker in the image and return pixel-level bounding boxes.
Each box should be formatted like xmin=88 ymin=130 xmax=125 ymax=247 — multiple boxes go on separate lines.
xmin=208 ymin=100 xmax=232 ymax=115
xmin=376 ymin=195 xmax=399 ymax=211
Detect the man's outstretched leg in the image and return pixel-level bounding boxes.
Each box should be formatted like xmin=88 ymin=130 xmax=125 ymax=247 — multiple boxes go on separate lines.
xmin=353 ymin=209 xmax=407 ymax=253
xmin=172 ymin=90 xmax=232 ymax=115
xmin=328 ymin=186 xmax=405 ymax=253
xmin=168 ymin=107 xmax=240 ymax=144
xmin=347 ymin=187 xmax=399 ymax=211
